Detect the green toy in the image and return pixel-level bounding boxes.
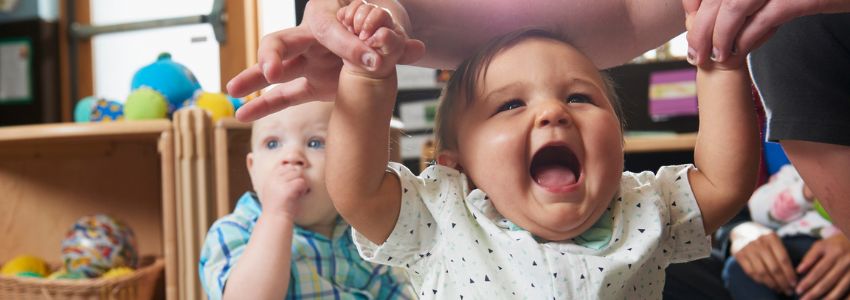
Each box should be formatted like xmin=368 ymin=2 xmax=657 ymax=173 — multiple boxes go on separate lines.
xmin=813 ymin=200 xmax=832 ymax=222
xmin=125 ymin=87 xmax=168 ymax=120
xmin=16 ymin=271 xmax=44 ymax=278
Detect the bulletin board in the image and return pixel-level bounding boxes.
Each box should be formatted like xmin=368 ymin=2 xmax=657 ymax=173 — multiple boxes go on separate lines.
xmin=0 ymin=37 xmax=33 ymax=105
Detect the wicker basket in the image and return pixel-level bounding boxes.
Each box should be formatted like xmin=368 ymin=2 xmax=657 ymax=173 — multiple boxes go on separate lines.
xmin=0 ymin=256 xmax=164 ymax=300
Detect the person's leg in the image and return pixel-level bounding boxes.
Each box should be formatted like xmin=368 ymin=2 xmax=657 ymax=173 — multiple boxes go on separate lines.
xmin=781 ymin=141 xmax=850 ymax=234
xmin=664 ymin=254 xmax=732 ymax=300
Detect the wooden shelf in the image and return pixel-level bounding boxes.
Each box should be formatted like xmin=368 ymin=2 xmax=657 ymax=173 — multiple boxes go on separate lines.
xmin=624 ymin=132 xmax=697 ymax=153
xmin=0 ymin=120 xmax=171 ymax=144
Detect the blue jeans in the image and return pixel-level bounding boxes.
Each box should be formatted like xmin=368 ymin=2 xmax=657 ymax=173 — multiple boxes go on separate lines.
xmin=722 ymin=235 xmax=816 ymax=300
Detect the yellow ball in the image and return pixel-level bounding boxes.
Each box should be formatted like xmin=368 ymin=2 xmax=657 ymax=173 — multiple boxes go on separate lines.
xmin=1 ymin=255 xmax=49 ymax=277
xmin=101 ymin=267 xmax=134 ymax=279
xmin=195 ymin=92 xmax=234 ymax=122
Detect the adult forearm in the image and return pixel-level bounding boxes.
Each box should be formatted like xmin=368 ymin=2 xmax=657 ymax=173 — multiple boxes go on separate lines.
xmin=223 ymin=215 xmax=294 ymax=300
xmin=400 ymin=0 xmax=684 ymax=69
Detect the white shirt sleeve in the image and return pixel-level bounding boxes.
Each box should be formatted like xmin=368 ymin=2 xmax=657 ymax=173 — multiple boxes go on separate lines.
xmin=656 ymin=165 xmax=712 ymax=264
xmin=353 ymin=162 xmax=467 ymax=268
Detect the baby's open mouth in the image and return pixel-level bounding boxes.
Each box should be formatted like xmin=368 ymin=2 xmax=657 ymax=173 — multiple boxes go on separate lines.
xmin=530 ymin=144 xmax=581 ymax=191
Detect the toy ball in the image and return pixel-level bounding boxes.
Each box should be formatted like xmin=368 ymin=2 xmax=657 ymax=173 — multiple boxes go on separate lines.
xmin=61 ymin=214 xmax=139 ymax=278
xmin=74 ymin=96 xmax=99 ymax=123
xmin=1 ymin=255 xmax=49 ymax=277
xmin=47 ymin=269 xmax=85 ymax=280
xmin=101 ymin=267 xmax=134 ymax=279
xmin=90 ymin=99 xmax=125 ymax=122
xmin=16 ymin=271 xmax=44 ymax=278
xmin=227 ymin=95 xmax=245 ymax=112
xmin=125 ymin=87 xmax=168 ymax=120
xmin=195 ymin=92 xmax=235 ymax=122
xmin=131 ymin=53 xmax=201 ymax=110
xmin=814 ymin=200 xmax=832 ymax=222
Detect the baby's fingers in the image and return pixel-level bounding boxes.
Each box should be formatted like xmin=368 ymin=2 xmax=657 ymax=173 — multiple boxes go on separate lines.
xmin=359 ymin=6 xmax=395 ymax=40
xmin=366 ymin=27 xmax=404 ymax=57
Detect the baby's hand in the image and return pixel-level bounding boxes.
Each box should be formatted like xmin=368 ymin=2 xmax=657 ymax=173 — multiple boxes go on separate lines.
xmin=337 ymin=0 xmax=409 ymax=78
xmin=258 ymin=168 xmax=309 ymax=220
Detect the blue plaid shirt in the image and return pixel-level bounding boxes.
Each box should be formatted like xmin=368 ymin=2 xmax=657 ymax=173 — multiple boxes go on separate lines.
xmin=200 ymin=192 xmax=414 ymax=299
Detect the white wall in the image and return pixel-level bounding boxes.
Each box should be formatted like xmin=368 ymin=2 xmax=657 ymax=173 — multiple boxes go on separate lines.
xmin=90 ymin=0 xmax=220 ymax=102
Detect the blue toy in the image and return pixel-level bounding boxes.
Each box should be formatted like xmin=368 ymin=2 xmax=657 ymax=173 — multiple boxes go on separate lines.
xmin=90 ymin=99 xmax=124 ymax=122
xmin=73 ymin=96 xmax=99 ymax=123
xmin=131 ymin=53 xmax=201 ymax=114
xmin=228 ymin=95 xmax=245 ymax=112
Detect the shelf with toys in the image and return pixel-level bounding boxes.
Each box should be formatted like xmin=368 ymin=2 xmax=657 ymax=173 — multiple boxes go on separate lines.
xmin=0 ymin=119 xmax=176 ymax=299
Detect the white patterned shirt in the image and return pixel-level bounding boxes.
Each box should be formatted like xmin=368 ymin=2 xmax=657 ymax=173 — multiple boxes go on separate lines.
xmin=352 ymin=163 xmax=711 ymax=299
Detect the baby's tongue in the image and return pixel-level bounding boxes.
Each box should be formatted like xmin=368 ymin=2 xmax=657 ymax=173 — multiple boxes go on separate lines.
xmin=533 ymin=165 xmax=576 ymax=188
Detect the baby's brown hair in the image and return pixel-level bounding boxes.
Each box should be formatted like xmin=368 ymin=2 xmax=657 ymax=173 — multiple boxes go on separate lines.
xmin=434 ymin=29 xmax=625 ymax=154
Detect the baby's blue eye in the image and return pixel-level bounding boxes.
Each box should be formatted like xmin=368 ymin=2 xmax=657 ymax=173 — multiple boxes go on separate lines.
xmin=307 ymin=138 xmax=325 ymax=149
xmin=265 ymin=139 xmax=280 ymax=150
xmin=497 ymin=99 xmax=525 ymax=113
xmin=567 ymin=94 xmax=593 ymax=104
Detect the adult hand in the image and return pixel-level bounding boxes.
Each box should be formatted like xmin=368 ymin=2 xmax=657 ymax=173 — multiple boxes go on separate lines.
xmin=681 ymin=0 xmax=822 ymax=68
xmin=795 ymin=234 xmax=850 ymax=300
xmin=228 ymin=0 xmax=424 ymax=122
xmin=730 ymin=222 xmax=798 ymax=295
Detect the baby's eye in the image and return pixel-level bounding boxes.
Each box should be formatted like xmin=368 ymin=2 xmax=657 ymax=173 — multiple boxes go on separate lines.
xmin=566 ymin=94 xmax=593 ymax=104
xmin=265 ymin=139 xmax=280 ymax=150
xmin=307 ymin=137 xmax=325 ymax=149
xmin=497 ymin=99 xmax=525 ymax=113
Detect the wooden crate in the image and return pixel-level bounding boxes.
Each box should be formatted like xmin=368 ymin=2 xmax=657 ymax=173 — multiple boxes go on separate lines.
xmin=0 ymin=121 xmax=178 ymax=299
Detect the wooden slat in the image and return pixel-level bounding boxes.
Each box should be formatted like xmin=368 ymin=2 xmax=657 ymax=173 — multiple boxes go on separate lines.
xmin=58 ymin=0 xmax=94 ymax=122
xmin=219 ymin=0 xmax=258 ymax=92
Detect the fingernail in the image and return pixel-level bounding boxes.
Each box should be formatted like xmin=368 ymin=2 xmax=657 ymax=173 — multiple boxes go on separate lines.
xmin=262 ymin=62 xmax=270 ymax=77
xmin=687 ymin=47 xmax=696 ymax=65
xmin=711 ymin=47 xmax=720 ymax=62
xmin=362 ymin=52 xmax=376 ymax=70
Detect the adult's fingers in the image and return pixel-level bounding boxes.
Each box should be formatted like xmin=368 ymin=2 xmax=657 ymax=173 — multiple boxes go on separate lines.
xmin=797 ymin=240 xmax=824 ymax=274
xmin=257 ymin=26 xmax=317 ymax=85
xmin=235 ymin=78 xmax=326 ymax=122
xmin=733 ymin=1 xmax=799 ymax=57
xmin=763 ymin=234 xmax=798 ymax=293
xmin=797 ymin=249 xmax=831 ymax=296
xmin=738 ymin=250 xmax=782 ymax=291
xmin=823 ymin=270 xmax=850 ymax=300
xmin=686 ymin=0 xmax=721 ymax=65
xmin=398 ymin=39 xmax=426 ymax=65
xmin=307 ymin=0 xmax=379 ymax=71
xmin=711 ymin=0 xmax=766 ymax=62
xmin=226 ymin=27 xmax=315 ymax=97
xmin=801 ymin=257 xmax=850 ymax=300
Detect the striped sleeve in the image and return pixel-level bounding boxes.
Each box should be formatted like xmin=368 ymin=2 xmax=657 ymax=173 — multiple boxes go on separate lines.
xmin=199 ymin=217 xmax=253 ymax=299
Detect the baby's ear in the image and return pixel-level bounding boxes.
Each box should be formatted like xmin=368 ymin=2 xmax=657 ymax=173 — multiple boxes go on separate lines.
xmin=437 ymin=150 xmax=462 ymax=171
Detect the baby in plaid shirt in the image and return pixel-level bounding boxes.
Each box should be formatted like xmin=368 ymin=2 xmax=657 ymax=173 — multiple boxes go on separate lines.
xmin=199 ymin=101 xmax=414 ymax=299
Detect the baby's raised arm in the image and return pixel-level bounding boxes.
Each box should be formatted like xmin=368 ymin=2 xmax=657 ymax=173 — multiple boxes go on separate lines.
xmin=687 ymin=63 xmax=760 ymax=234
xmin=326 ymin=1 xmax=412 ymax=244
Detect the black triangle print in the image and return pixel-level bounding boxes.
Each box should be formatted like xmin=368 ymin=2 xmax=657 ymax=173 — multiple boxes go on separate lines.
xmin=488 ymin=249 xmax=493 ymax=253
xmin=672 ymin=201 xmax=677 ymax=206
xmin=637 ymin=203 xmax=641 ymax=208
xmin=638 ymin=229 xmax=645 ymax=233
xmin=532 ymin=261 xmax=537 ymax=266
xmin=410 ymin=230 xmax=414 ymax=234
xmin=580 ymin=274 xmax=585 ymax=279
xmin=628 ymin=264 xmax=632 ymax=269
xmin=554 ymin=273 xmax=557 ymax=278
xmin=470 ymin=278 xmax=475 ymax=284
xmin=599 ymin=267 xmax=604 ymax=272
xmin=387 ymin=256 xmax=393 ymax=261
xmin=427 ymin=223 xmax=432 ymax=228
xmin=531 ymin=283 xmax=535 ymax=287
xmin=676 ymin=176 xmax=682 ymax=181
xmin=627 ymin=248 xmax=632 ymax=251
xmin=498 ymin=266 xmax=503 ymax=270
xmin=404 ymin=188 xmax=408 ymax=193
xmin=485 ymin=275 xmax=490 ymax=282
xmin=452 ymin=223 xmax=457 ymax=228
